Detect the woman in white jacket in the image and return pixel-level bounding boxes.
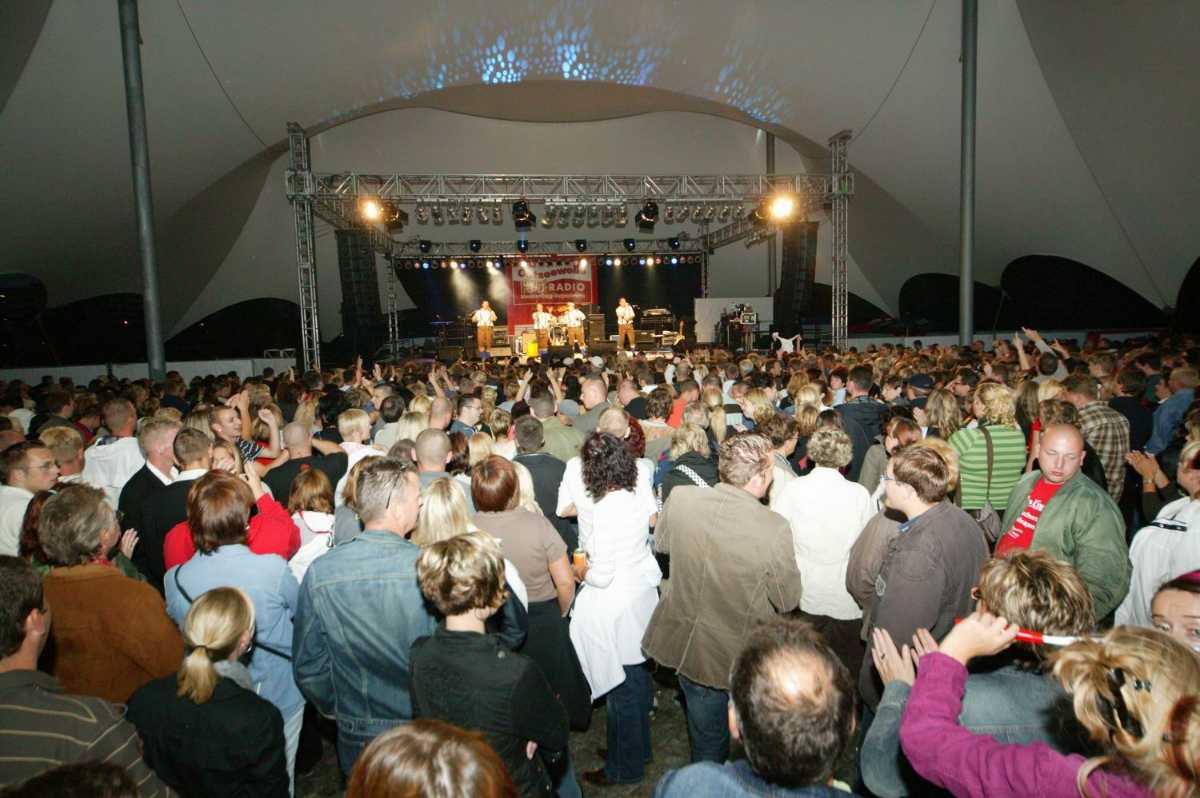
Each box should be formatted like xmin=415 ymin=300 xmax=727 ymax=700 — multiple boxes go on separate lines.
xmin=287 ymin=467 xmax=336 ymax=584
xmin=569 ymin=432 xmax=660 ymax=788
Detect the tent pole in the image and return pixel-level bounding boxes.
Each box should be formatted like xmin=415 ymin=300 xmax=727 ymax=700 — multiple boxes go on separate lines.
xmin=958 ymin=0 xmax=978 ymax=347
xmin=118 ymin=0 xmax=166 ymax=379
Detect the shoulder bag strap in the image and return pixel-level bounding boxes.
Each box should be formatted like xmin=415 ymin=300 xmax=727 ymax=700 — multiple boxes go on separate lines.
xmin=676 ymin=464 xmax=712 ymax=487
xmin=173 ymin=561 xmax=292 ymax=661
xmin=980 ymin=425 xmax=995 ymax=500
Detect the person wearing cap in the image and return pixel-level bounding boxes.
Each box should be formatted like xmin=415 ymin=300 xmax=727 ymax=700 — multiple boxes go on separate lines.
xmin=906 ymin=374 xmax=934 ymax=409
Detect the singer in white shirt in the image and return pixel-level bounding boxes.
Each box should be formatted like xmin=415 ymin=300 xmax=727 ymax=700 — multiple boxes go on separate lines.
xmin=616 ymin=298 xmax=636 ymax=351
xmin=531 ymin=302 xmax=554 ymax=350
xmin=471 ymin=301 xmax=498 ymax=354
xmin=562 ymin=302 xmax=587 ymax=350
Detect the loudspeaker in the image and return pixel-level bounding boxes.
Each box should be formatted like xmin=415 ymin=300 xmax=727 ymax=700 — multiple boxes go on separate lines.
xmin=635 ymin=330 xmax=656 ymax=346
xmin=437 ymin=346 xmax=463 ymax=364
xmin=773 ymin=221 xmax=819 ymax=337
xmin=587 ymin=313 xmax=607 ymax=344
xmin=544 ymin=346 xmax=572 ymax=363
xmin=589 ymin=341 xmax=617 ymax=356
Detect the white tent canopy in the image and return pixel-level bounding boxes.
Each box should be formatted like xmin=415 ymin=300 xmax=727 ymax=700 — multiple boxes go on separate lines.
xmin=1 ymin=1 xmax=1196 ymax=338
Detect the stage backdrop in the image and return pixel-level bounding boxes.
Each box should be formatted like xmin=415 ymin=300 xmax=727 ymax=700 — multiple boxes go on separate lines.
xmin=505 ymin=259 xmax=597 ymax=330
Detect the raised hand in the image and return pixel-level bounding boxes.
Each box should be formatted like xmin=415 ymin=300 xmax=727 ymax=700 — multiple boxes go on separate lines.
xmin=118 ymin=529 xmax=139 ymax=560
xmin=871 ymin=627 xmax=916 ymax=686
xmin=938 ymin=611 xmax=1018 ymax=666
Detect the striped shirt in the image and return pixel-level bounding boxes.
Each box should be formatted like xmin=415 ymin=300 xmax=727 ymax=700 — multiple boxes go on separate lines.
xmin=0 ymin=670 xmax=173 ymax=796
xmin=949 ymin=424 xmax=1028 ymax=511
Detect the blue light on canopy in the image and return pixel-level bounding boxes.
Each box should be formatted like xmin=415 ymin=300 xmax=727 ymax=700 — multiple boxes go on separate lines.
xmin=326 ymin=0 xmax=789 ymax=126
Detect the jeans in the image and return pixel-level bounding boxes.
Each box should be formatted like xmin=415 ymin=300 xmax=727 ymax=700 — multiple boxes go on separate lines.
xmin=283 ymin=706 xmax=304 ymax=796
xmin=552 ymin=749 xmax=581 ymax=798
xmin=678 ymin=674 xmax=730 ymax=764
xmin=605 ymin=663 xmax=653 ymax=783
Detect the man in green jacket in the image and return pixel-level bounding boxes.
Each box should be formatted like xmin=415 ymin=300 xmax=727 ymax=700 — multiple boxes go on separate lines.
xmin=997 ymin=424 xmax=1130 ymax=618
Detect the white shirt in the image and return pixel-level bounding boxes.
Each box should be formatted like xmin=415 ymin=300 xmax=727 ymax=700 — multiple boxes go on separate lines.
xmin=1115 ymin=496 xmax=1200 ymax=627
xmin=563 ymin=309 xmax=586 ymax=328
xmin=0 ymin=484 xmax=34 ymax=556
xmin=557 ymin=457 xmax=654 ymax=554
xmin=472 ymin=308 xmax=497 ymax=327
xmin=532 ymin=311 xmax=554 ymax=330
xmin=7 ymin=409 xmax=33 ymax=435
xmin=770 ymin=466 xmax=874 ymax=620
xmin=775 ymin=334 xmax=799 ymax=354
xmin=81 ymin=437 xmax=145 ymax=509
xmin=146 ymin=461 xmax=177 ymax=486
xmin=289 ymin=511 xmax=336 ymax=584
xmin=616 ymin=305 xmax=635 ymax=324
xmin=334 ymin=443 xmax=383 ymax=506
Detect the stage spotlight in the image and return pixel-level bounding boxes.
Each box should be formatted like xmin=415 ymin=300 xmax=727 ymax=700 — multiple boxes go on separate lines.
xmin=422 ymin=261 xmax=430 ymax=269
xmin=572 ymin=205 xmax=586 ymax=227
xmin=419 ymin=239 xmax=432 ymax=254
xmin=704 ymin=205 xmax=715 ymax=221
xmin=690 ymin=205 xmax=703 ymax=223
xmin=670 ymin=256 xmax=679 ymax=265
xmin=519 ymin=259 xmax=529 ymax=270
xmin=636 ymin=200 xmax=659 ymax=232
xmin=579 ymin=258 xmax=588 ymax=270
xmin=587 ymin=205 xmax=600 ymax=226
xmin=615 ymin=204 xmax=628 ymax=227
xmin=623 ymin=238 xmax=636 ymax=252
xmin=512 ymin=199 xmax=536 ymax=230
xmin=639 ymin=257 xmax=646 ymax=266
xmin=575 ymin=239 xmax=587 ymax=252
xmin=492 ymin=204 xmax=503 ymax=225
xmin=416 ymin=205 xmax=429 ymax=224
xmin=613 ymin=256 xmax=622 ymax=266
xmin=664 ymin=205 xmax=675 ymax=224
xmin=604 ymin=257 xmax=613 ymax=266
xmin=431 ymin=205 xmax=444 ymax=225
xmin=461 ymin=205 xmax=472 ymax=224
xmin=484 ymin=259 xmax=494 ymax=269
xmin=459 ymin=261 xmax=468 ymax=270
xmin=718 ymin=204 xmax=731 ymax=222
xmin=449 ymin=260 xmax=459 ymax=269
xmin=541 ymin=205 xmax=555 ymax=228
xmin=668 ymin=236 xmax=681 ymax=250
xmin=469 ymin=239 xmax=482 ymax=253
xmin=600 ymin=205 xmax=614 ymax=227
xmin=477 ymin=206 xmax=489 ymax=224
xmin=516 ymin=238 xmax=529 ymax=253
xmin=769 ymin=192 xmax=798 ymax=221
xmin=360 ymin=198 xmax=383 ymax=222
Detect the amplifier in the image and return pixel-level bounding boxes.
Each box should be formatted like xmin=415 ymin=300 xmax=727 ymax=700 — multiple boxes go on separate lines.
xmin=586 ymin=313 xmax=607 ymax=343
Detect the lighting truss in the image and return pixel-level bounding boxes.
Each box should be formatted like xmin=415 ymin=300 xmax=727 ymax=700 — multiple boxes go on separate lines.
xmin=286 ymin=171 xmax=844 ymax=207
xmin=390 ymin=235 xmax=704 ymax=258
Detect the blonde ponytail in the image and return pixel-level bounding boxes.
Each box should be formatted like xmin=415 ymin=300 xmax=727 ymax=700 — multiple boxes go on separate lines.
xmin=176 ymin=587 xmax=255 ymax=704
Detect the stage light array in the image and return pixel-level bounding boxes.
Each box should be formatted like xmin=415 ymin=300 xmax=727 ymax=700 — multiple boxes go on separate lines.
xmin=393 ymin=253 xmax=700 ymax=270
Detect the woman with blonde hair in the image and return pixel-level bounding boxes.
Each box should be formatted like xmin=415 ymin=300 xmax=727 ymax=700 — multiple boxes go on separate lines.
xmin=412 ymin=476 xmax=528 ymax=614
xmin=407 ymin=394 xmax=432 ymax=416
xmin=949 ymin=382 xmax=1028 ymax=513
xmin=489 ymin=408 xmax=518 ymax=459
xmin=700 ymin=386 xmax=727 ymax=444
xmin=392 ymin=411 xmax=429 ymax=444
xmin=900 ymin=617 xmax=1200 ymax=797
xmin=922 ymin=388 xmax=962 ymax=440
xmin=468 ymin=431 xmax=495 ymax=470
xmin=739 ymin=388 xmax=775 ymax=431
xmin=127 ymin=587 xmax=288 ymax=797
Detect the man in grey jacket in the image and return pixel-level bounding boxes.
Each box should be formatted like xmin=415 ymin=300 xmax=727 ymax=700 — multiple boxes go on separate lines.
xmin=859 ymin=445 xmax=989 ymax=708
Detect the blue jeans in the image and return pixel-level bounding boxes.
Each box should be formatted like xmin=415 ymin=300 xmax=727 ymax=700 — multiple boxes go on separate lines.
xmin=552 ymin=749 xmax=581 ymax=798
xmin=283 ymin=707 xmax=303 ymax=796
xmin=678 ymin=674 xmax=730 ymax=763
xmin=605 ymin=663 xmax=653 ymax=783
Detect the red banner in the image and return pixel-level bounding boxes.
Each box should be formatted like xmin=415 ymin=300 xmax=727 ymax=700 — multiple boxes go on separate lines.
xmin=505 ymin=258 xmax=596 ymax=330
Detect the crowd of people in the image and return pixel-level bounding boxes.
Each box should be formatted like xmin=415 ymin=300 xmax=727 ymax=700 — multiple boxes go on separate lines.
xmin=1 ymin=325 xmax=1199 ymax=797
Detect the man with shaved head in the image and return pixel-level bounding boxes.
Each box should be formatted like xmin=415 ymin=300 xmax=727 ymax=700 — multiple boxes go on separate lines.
xmin=572 ymin=377 xmax=610 ymax=438
xmin=997 ymin=423 xmax=1130 ymax=618
xmin=263 ymin=422 xmax=347 ymax=502
xmin=427 ymin=396 xmax=453 ymax=432
xmin=414 ymin=428 xmax=473 ymax=511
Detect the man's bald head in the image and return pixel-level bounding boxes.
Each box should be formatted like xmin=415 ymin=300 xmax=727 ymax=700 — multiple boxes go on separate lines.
xmin=581 ymin=378 xmax=607 ymax=410
xmin=429 ymin=397 xmax=453 ymax=430
xmin=283 ymin=422 xmax=312 ymax=453
xmin=414 ymin=428 xmax=451 ymax=471
xmin=597 ymin=407 xmax=630 ymax=438
xmin=1039 ymin=423 xmax=1085 ymax=485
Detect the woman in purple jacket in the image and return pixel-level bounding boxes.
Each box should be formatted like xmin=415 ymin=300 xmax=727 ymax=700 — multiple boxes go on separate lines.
xmin=899 ymin=613 xmax=1200 ymax=797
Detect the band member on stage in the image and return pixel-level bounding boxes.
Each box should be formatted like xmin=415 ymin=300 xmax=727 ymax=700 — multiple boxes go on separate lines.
xmin=471 ymin=300 xmax=497 ymax=355
xmin=770 ymin=330 xmax=802 ymax=357
xmin=562 ymin=302 xmax=587 ymax=351
xmin=616 ymin=297 xmax=636 ymax=351
xmin=531 ymin=302 xmax=554 ymax=351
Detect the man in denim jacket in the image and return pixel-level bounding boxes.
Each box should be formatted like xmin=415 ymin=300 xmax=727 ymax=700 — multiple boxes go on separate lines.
xmin=292 ymin=457 xmax=437 ymax=775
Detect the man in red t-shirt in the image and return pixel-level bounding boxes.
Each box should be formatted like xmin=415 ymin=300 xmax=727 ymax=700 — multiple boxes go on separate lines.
xmin=994 ymin=424 xmax=1130 ymax=618
xmin=667 ymin=380 xmax=700 ymax=428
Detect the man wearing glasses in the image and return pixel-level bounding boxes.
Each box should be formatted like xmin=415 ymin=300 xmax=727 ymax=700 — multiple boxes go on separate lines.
xmin=858 ymin=445 xmax=988 ymax=709
xmin=0 ymin=442 xmax=60 ymax=556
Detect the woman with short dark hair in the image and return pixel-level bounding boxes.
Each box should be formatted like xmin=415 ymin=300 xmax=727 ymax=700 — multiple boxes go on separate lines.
xmin=570 ymin=432 xmax=661 ymax=787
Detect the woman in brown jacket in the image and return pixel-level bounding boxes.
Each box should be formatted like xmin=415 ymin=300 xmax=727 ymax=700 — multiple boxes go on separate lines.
xmin=38 ymin=484 xmax=183 ymax=703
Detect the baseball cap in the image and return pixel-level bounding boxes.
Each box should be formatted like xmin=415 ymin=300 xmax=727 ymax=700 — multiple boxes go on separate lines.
xmin=907 ymin=374 xmax=934 ymax=391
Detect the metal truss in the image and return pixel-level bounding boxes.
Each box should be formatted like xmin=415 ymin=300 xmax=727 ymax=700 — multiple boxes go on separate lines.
xmin=287 ymin=172 xmax=841 ymax=205
xmin=829 ymin=130 xmax=852 ymax=351
xmin=700 ymin=216 xmax=775 ymax=250
xmin=286 ymin=123 xmax=322 ymax=370
xmin=390 ymin=236 xmax=704 ymax=259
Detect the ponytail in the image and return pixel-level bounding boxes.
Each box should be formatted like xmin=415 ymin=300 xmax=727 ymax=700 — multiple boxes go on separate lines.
xmin=175 ymin=587 xmax=255 ymax=705
xmin=177 ymin=644 xmax=219 ymax=704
